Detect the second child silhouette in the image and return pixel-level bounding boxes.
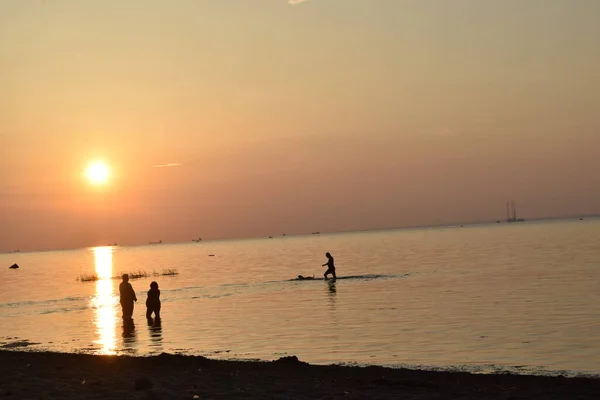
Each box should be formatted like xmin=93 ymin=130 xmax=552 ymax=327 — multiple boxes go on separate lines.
xmin=146 ymin=281 xmax=161 ymax=321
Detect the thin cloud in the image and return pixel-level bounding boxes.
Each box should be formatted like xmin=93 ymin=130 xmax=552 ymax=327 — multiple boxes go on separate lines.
xmin=150 ymin=163 xmax=182 ymax=168
xmin=289 ymin=0 xmax=310 ymax=4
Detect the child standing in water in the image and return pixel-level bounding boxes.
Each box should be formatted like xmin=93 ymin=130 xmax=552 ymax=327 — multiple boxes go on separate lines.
xmin=322 ymin=252 xmax=337 ymax=280
xmin=146 ymin=281 xmax=161 ymax=320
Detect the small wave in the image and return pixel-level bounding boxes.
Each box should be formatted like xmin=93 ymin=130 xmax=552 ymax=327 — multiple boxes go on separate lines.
xmin=190 ymin=293 xmax=234 ymax=300
xmin=168 ymin=285 xmax=205 ymax=293
xmin=370 ymin=362 xmax=600 ymax=379
xmin=0 ymin=340 xmax=41 ymax=349
xmin=39 ymin=306 xmax=89 ymax=315
xmin=0 ymin=296 xmax=88 ymax=309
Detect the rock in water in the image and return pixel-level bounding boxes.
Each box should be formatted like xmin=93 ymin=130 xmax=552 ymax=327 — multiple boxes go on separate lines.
xmin=273 ymin=355 xmax=305 ymax=365
xmin=9 ymin=263 xmax=19 ymax=269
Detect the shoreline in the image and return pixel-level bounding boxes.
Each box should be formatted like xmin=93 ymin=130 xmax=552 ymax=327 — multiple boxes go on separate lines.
xmin=1 ymin=351 xmax=598 ymax=399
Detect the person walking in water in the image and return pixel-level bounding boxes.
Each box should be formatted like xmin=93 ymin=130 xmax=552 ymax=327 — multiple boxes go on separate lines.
xmin=322 ymin=252 xmax=337 ymax=280
xmin=146 ymin=281 xmax=161 ymax=321
xmin=119 ymin=274 xmax=137 ymax=320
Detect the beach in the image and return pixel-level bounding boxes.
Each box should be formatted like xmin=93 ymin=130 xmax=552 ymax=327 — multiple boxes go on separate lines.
xmin=1 ymin=351 xmax=598 ymax=399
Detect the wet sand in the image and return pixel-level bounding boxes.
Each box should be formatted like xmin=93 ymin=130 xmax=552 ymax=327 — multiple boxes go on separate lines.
xmin=0 ymin=351 xmax=598 ymax=399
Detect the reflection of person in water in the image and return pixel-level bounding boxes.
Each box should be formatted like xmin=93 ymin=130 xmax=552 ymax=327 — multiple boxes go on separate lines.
xmin=119 ymin=274 xmax=137 ymax=319
xmin=327 ymin=279 xmax=337 ymax=294
xmin=146 ymin=281 xmax=161 ymax=321
xmin=322 ymin=252 xmax=337 ymax=280
xmin=148 ymin=318 xmax=163 ymax=348
xmin=122 ymin=317 xmax=136 ymax=339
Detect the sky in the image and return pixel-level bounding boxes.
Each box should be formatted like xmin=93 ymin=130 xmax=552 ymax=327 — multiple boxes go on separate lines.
xmin=1 ymin=0 xmax=599 ymax=252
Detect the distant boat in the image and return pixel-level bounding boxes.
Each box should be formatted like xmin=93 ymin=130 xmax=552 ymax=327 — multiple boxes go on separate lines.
xmin=149 ymin=240 xmax=162 ymax=245
xmin=312 ymin=232 xmax=320 ymax=235
xmin=505 ymin=201 xmax=525 ymax=223
xmin=192 ymin=237 xmax=202 ymax=243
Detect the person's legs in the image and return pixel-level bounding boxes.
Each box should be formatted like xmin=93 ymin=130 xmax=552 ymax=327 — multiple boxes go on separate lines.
xmin=155 ymin=308 xmax=161 ymax=319
xmin=123 ymin=302 xmax=134 ymax=319
xmin=121 ymin=303 xmax=129 ymax=319
xmin=146 ymin=307 xmax=152 ymax=319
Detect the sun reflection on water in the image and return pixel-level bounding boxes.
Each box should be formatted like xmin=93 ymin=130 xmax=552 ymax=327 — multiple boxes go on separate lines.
xmin=91 ymin=246 xmax=117 ymax=354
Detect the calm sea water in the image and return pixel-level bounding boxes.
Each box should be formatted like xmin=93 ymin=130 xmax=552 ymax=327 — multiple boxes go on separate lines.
xmin=1 ymin=219 xmax=599 ymax=375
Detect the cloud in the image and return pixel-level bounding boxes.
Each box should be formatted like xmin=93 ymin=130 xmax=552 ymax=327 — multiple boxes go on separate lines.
xmin=289 ymin=0 xmax=310 ymax=4
xmin=150 ymin=163 xmax=182 ymax=168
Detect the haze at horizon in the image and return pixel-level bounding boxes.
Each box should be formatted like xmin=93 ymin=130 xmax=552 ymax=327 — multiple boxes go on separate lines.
xmin=1 ymin=0 xmax=599 ymax=252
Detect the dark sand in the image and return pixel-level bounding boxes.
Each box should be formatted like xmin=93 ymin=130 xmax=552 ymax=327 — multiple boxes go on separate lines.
xmin=1 ymin=351 xmax=599 ymax=399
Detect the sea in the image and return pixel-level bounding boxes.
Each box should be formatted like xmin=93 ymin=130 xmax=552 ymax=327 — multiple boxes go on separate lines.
xmin=1 ymin=219 xmax=599 ymax=376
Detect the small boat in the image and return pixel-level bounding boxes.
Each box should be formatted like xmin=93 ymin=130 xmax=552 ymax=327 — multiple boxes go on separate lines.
xmin=192 ymin=237 xmax=202 ymax=243
xmin=149 ymin=240 xmax=162 ymax=245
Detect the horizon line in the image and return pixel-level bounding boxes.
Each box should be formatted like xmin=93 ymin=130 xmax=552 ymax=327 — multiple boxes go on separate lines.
xmin=2 ymin=213 xmax=599 ymax=255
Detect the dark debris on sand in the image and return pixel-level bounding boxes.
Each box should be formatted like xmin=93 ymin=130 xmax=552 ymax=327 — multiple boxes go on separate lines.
xmin=0 ymin=351 xmax=599 ymax=399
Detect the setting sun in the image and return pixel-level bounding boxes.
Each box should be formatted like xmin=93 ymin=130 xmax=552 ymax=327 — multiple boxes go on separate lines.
xmin=85 ymin=161 xmax=110 ymax=185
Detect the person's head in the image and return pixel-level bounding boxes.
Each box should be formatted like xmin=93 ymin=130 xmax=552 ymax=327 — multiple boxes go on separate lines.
xmin=122 ymin=274 xmax=129 ymax=282
xmin=150 ymin=281 xmax=158 ymax=290
xmin=326 ymin=252 xmax=331 ymax=258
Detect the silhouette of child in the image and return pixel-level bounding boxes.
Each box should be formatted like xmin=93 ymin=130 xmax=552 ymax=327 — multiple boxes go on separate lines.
xmin=322 ymin=252 xmax=337 ymax=280
xmin=146 ymin=281 xmax=161 ymax=320
xmin=119 ymin=274 xmax=137 ymax=319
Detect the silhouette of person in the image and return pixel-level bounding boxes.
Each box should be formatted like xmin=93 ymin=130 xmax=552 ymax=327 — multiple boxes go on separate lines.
xmin=119 ymin=274 xmax=137 ymax=320
xmin=146 ymin=281 xmax=161 ymax=321
xmin=322 ymin=252 xmax=337 ymax=280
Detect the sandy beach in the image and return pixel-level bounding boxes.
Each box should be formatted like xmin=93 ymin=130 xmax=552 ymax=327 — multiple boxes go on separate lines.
xmin=0 ymin=351 xmax=598 ymax=399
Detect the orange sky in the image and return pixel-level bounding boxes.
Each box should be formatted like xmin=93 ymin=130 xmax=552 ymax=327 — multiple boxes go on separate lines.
xmin=1 ymin=0 xmax=599 ymax=252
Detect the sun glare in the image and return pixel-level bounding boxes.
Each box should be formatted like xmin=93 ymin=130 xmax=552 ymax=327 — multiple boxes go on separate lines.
xmin=92 ymin=246 xmax=117 ymax=354
xmin=86 ymin=161 xmax=110 ymax=185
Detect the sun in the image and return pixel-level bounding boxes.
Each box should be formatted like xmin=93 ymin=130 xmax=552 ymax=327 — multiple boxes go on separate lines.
xmin=85 ymin=161 xmax=110 ymax=185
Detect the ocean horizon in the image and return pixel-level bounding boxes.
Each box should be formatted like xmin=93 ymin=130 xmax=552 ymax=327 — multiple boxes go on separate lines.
xmin=4 ymin=215 xmax=599 ymax=255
